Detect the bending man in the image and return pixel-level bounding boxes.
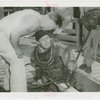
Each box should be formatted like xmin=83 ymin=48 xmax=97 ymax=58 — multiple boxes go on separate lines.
xmin=0 ymin=9 xmax=62 ymax=92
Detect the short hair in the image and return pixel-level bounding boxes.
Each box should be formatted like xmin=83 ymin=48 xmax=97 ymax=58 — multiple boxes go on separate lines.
xmin=48 ymin=11 xmax=63 ymax=27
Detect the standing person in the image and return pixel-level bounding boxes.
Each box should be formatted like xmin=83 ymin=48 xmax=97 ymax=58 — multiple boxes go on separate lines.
xmin=0 ymin=9 xmax=63 ymax=92
xmin=79 ymin=7 xmax=100 ymax=42
xmin=79 ymin=8 xmax=100 ymax=73
xmin=30 ymin=30 xmax=77 ymax=92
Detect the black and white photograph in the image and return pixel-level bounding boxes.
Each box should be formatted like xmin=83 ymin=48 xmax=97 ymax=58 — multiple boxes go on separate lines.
xmin=0 ymin=7 xmax=100 ymax=92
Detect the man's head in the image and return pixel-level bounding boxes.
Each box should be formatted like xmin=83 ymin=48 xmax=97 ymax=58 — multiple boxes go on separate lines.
xmin=82 ymin=9 xmax=100 ymax=31
xmin=35 ymin=30 xmax=51 ymax=49
xmin=48 ymin=11 xmax=63 ymax=28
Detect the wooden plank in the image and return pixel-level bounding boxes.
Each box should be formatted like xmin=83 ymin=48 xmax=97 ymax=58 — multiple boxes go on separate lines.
xmin=77 ymin=68 xmax=100 ymax=85
xmin=77 ymin=68 xmax=100 ymax=86
xmin=65 ymin=87 xmax=79 ymax=92
xmin=0 ymin=70 xmax=5 ymax=73
xmin=56 ymin=34 xmax=77 ymax=42
xmin=63 ymin=29 xmax=76 ymax=35
xmin=0 ymin=72 xmax=5 ymax=76
xmin=75 ymin=22 xmax=80 ymax=50
xmin=90 ymin=73 xmax=100 ymax=78
xmin=60 ymin=41 xmax=76 ymax=46
xmin=91 ymin=69 xmax=100 ymax=74
xmin=92 ymin=66 xmax=100 ymax=70
xmin=95 ymin=77 xmax=100 ymax=81
xmin=0 ymin=68 xmax=5 ymax=70
xmin=25 ymin=67 xmax=35 ymax=71
xmin=74 ymin=71 xmax=100 ymax=91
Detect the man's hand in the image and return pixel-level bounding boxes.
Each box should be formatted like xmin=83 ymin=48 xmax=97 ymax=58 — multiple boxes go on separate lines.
xmin=37 ymin=79 xmax=43 ymax=85
xmin=53 ymin=28 xmax=62 ymax=34
xmin=57 ymin=83 xmax=69 ymax=92
xmin=16 ymin=48 xmax=23 ymax=58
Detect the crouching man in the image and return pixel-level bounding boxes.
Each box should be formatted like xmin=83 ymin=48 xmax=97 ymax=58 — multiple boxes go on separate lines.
xmin=30 ymin=30 xmax=77 ymax=92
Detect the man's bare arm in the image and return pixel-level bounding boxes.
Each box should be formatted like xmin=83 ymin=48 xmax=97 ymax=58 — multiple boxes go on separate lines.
xmin=10 ymin=26 xmax=33 ymax=58
xmin=10 ymin=30 xmax=23 ymax=58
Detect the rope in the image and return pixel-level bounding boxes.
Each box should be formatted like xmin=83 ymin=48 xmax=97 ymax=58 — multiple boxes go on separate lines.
xmin=76 ymin=30 xmax=91 ymax=61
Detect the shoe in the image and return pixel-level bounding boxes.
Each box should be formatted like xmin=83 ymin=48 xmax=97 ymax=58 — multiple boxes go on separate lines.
xmin=79 ymin=64 xmax=86 ymax=71
xmin=86 ymin=67 xmax=92 ymax=74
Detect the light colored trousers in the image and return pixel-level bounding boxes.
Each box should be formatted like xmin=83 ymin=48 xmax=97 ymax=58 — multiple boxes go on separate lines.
xmin=0 ymin=31 xmax=27 ymax=92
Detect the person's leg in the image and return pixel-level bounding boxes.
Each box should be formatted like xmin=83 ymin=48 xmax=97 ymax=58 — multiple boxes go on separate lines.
xmin=81 ymin=30 xmax=94 ymax=73
xmin=66 ymin=69 xmax=73 ymax=86
xmin=10 ymin=58 xmax=27 ymax=92
xmin=80 ymin=46 xmax=93 ymax=73
xmin=0 ymin=31 xmax=27 ymax=92
xmin=66 ymin=62 xmax=77 ymax=87
xmin=3 ymin=62 xmax=10 ymax=91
